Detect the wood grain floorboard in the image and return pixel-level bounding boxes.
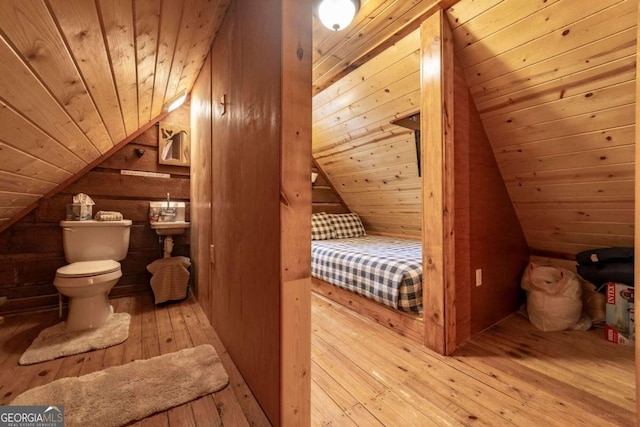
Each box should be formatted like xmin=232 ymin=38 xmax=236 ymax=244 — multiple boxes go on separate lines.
xmin=1 ymin=291 xmax=634 ymax=426
xmin=0 ymin=293 xmax=261 ymax=426
xmin=311 ymin=293 xmax=636 ymax=426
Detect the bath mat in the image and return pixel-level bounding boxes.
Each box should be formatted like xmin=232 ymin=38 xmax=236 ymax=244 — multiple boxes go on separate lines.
xmin=19 ymin=312 xmax=131 ymax=365
xmin=12 ymin=345 xmax=228 ymax=427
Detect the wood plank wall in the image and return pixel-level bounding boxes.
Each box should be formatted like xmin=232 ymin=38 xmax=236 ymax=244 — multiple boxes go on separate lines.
xmin=207 ymin=6 xmax=280 ymax=420
xmin=190 ymin=56 xmax=213 ymax=321
xmin=0 ymin=104 xmax=191 ymax=315
xmin=447 ymin=0 xmax=636 ymax=257
xmin=191 ymin=0 xmax=312 ymax=424
xmin=312 ymin=29 xmax=422 ymax=238
xmin=453 ymin=57 xmax=530 ymax=344
xmin=312 ymin=161 xmax=349 ymax=214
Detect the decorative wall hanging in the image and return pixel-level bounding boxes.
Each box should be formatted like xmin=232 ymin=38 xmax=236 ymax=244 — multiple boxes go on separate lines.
xmin=158 ymin=122 xmax=190 ymax=166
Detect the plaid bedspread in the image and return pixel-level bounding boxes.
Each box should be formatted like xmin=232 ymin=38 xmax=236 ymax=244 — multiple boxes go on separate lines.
xmin=311 ymin=236 xmax=422 ymax=312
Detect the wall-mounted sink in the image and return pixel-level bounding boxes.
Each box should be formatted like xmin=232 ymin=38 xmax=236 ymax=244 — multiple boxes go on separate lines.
xmin=150 ymin=221 xmax=190 ymax=236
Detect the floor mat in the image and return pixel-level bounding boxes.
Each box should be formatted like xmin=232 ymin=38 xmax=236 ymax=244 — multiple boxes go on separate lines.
xmin=12 ymin=344 xmax=229 ymax=427
xmin=19 ymin=312 xmax=130 ymax=365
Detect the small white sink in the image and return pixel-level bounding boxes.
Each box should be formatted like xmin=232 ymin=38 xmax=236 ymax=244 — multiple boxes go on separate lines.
xmin=150 ymin=221 xmax=190 ymax=236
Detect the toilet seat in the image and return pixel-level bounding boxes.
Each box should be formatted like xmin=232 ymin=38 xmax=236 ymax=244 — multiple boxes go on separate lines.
xmin=56 ymin=260 xmax=121 ymax=278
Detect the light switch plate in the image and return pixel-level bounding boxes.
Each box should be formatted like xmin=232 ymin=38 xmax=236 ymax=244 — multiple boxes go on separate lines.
xmin=475 ymin=269 xmax=482 ymax=287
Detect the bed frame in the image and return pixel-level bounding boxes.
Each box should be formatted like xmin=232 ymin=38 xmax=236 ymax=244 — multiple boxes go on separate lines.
xmin=311 ymin=277 xmax=424 ymax=344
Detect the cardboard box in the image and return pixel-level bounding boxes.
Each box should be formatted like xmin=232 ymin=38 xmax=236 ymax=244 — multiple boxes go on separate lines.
xmin=605 ymin=282 xmax=634 ymax=344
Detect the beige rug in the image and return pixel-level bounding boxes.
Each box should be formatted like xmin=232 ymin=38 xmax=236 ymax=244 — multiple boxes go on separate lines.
xmin=12 ymin=345 xmax=229 ymax=427
xmin=19 ymin=312 xmax=131 ymax=365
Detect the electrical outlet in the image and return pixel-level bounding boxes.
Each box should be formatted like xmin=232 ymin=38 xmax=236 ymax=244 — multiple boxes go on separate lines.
xmin=475 ymin=269 xmax=482 ymax=287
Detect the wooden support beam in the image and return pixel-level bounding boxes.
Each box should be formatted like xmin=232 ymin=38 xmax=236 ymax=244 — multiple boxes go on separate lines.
xmin=420 ymin=9 xmax=455 ymax=355
xmin=634 ymin=0 xmax=640 ymax=417
xmin=281 ymin=0 xmax=312 ymax=423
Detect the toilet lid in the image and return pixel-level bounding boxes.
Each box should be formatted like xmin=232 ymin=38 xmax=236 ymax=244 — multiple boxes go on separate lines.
xmin=56 ymin=260 xmax=121 ymax=278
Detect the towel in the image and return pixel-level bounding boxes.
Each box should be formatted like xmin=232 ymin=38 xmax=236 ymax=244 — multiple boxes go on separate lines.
xmin=94 ymin=211 xmax=123 ymax=221
xmin=147 ymin=256 xmax=191 ymax=304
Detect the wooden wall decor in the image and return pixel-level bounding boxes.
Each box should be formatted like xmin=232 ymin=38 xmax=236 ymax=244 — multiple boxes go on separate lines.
xmin=0 ymin=104 xmax=191 ymax=315
xmin=191 ymin=0 xmax=311 ymax=424
xmin=158 ymin=122 xmax=190 ymax=166
xmin=447 ymin=0 xmax=636 ymax=257
xmin=0 ymin=0 xmax=229 ymax=232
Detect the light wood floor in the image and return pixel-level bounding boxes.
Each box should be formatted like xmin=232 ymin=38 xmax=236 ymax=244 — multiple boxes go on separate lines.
xmin=1 ymin=292 xmax=636 ymax=426
xmin=0 ymin=293 xmax=270 ymax=426
xmin=311 ymin=294 xmax=636 ymax=426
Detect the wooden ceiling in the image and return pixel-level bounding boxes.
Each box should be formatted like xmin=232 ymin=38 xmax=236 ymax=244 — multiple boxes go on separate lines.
xmin=313 ymin=28 xmax=422 ymax=237
xmin=311 ymin=0 xmax=459 ymax=237
xmin=312 ymin=0 xmax=458 ymax=94
xmin=313 ymin=0 xmax=636 ymax=255
xmin=0 ymin=0 xmax=228 ymax=230
xmin=449 ymin=0 xmax=636 ymax=255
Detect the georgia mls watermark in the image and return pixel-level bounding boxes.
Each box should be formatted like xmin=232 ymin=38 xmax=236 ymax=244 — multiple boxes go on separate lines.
xmin=0 ymin=406 xmax=64 ymax=427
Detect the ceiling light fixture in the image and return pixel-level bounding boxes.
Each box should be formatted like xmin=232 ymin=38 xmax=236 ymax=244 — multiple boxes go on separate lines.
xmin=317 ymin=0 xmax=360 ymax=31
xmin=164 ymin=92 xmax=187 ymax=113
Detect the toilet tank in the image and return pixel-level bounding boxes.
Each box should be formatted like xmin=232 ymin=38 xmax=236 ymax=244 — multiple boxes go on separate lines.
xmin=60 ymin=220 xmax=132 ymax=263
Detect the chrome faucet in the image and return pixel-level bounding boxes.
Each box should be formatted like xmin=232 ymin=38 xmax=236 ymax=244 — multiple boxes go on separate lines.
xmin=160 ymin=192 xmax=176 ymax=221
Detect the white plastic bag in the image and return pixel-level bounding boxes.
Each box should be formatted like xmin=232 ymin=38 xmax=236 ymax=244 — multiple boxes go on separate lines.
xmin=521 ymin=263 xmax=584 ymax=331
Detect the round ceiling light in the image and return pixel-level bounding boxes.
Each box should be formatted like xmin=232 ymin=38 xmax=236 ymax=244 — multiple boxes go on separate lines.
xmin=317 ymin=0 xmax=360 ymax=32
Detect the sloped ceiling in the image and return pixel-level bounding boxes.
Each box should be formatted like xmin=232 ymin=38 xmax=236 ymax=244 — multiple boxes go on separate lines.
xmin=313 ymin=0 xmax=636 ymax=254
xmin=312 ymin=0 xmax=458 ymax=94
xmin=311 ymin=0 xmax=462 ymax=238
xmin=448 ymin=0 xmax=635 ymax=255
xmin=0 ymin=0 xmax=229 ymax=230
xmin=313 ymin=29 xmax=422 ymax=237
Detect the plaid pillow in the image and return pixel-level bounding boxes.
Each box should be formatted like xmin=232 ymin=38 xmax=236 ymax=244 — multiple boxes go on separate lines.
xmin=311 ymin=212 xmax=335 ymax=240
xmin=329 ymin=213 xmax=366 ymax=238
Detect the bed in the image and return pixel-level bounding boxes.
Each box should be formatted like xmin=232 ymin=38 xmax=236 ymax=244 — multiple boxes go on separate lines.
xmin=311 ymin=235 xmax=423 ymax=313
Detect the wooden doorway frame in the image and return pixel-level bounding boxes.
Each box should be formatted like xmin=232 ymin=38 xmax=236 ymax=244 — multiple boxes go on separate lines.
xmin=420 ymin=9 xmax=456 ymax=355
xmin=634 ymin=0 xmax=639 ymax=416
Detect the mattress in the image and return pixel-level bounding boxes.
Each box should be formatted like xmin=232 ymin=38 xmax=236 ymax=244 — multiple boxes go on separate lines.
xmin=311 ymin=236 xmax=422 ymax=312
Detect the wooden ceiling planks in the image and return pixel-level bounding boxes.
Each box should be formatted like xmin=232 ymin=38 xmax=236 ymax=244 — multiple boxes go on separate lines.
xmin=0 ymin=0 xmax=229 ymax=234
xmin=0 ymin=100 xmax=86 ymax=172
xmin=149 ymin=0 xmax=183 ymax=119
xmin=449 ymin=0 xmax=636 ymax=256
xmin=473 ymin=28 xmax=637 ymax=108
xmin=0 ymin=0 xmax=113 ymax=155
xmin=465 ymin=2 xmax=635 ymax=88
xmin=48 ymin=0 xmax=127 ymax=145
xmin=312 ymin=0 xmax=458 ymax=94
xmin=312 ymin=0 xmax=635 ymax=254
xmin=313 ymin=28 xmax=422 ymax=238
xmin=174 ymin=0 xmax=230 ymax=98
xmin=98 ymin=0 xmax=139 ymax=135
xmin=132 ymin=0 xmax=161 ymax=126
xmin=0 ymin=142 xmax=71 ymax=183
xmin=0 ymin=38 xmax=100 ymax=163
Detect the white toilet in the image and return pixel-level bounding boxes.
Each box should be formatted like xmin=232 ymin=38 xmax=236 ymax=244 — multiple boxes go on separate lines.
xmin=54 ymin=219 xmax=132 ymax=331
